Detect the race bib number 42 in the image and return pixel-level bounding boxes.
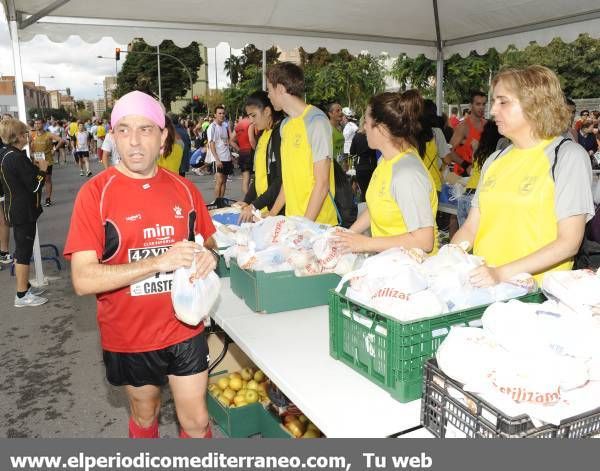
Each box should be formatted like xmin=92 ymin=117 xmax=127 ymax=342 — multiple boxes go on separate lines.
xmin=128 ymin=246 xmax=173 ymax=297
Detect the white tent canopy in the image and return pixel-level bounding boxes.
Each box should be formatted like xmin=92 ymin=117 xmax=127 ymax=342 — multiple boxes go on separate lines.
xmin=5 ymin=0 xmax=600 ymax=58
xmin=3 ymin=0 xmax=600 ymax=285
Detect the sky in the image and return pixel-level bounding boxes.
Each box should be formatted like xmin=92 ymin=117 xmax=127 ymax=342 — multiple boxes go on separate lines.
xmin=0 ymin=3 xmax=240 ymax=101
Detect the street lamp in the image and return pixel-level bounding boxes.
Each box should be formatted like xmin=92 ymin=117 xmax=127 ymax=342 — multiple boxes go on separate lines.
xmin=100 ymin=50 xmax=196 ymax=120
xmin=97 ymin=54 xmax=118 ymax=76
xmin=38 ymin=74 xmax=55 ymax=118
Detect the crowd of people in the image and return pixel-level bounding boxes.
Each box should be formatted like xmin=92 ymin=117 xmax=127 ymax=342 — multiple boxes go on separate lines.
xmin=1 ymin=61 xmax=600 ymax=439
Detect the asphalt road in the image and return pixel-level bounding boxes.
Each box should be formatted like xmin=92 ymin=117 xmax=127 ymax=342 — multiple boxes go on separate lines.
xmin=0 ymin=156 xmax=244 ymax=438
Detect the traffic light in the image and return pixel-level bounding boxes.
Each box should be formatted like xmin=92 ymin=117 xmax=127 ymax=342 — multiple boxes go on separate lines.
xmin=193 ymin=95 xmax=199 ymax=101
xmin=115 ymin=48 xmax=121 ymax=61
xmin=66 ymin=87 xmax=71 ymax=96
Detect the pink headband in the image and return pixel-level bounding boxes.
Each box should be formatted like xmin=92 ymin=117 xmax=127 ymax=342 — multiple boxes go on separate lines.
xmin=110 ymin=91 xmax=165 ymax=129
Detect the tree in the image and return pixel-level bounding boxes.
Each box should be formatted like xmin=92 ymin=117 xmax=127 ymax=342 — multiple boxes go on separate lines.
xmin=501 ymin=34 xmax=600 ymax=98
xmin=76 ymin=109 xmax=92 ymax=122
xmin=224 ymin=55 xmax=243 ymax=86
xmin=305 ymin=53 xmax=386 ymax=116
xmin=115 ymin=39 xmax=204 ymax=109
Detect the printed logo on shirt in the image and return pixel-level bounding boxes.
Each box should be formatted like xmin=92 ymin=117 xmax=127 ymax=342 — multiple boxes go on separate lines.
xmin=143 ymin=224 xmax=175 ymax=241
xmin=293 ymin=134 xmax=302 ymax=148
xmin=142 ymin=183 xmax=151 ymax=190
xmin=480 ymin=176 xmax=497 ymax=192
xmin=125 ymin=213 xmax=142 ymax=222
xmin=518 ymin=176 xmax=538 ymax=195
xmin=173 ymin=205 xmax=183 ymax=219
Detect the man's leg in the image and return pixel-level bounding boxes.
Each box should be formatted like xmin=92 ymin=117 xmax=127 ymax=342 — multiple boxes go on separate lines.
xmin=0 ymin=205 xmax=10 ymax=258
xmin=125 ymin=384 xmax=161 ymax=438
xmin=45 ymin=173 xmax=53 ymax=204
xmin=241 ymin=171 xmax=250 ymax=196
xmin=169 ymin=371 xmax=210 ymax=438
xmin=83 ymin=157 xmax=91 ymax=176
xmin=15 ymin=263 xmax=30 ymax=293
xmin=214 ymin=173 xmax=224 ymax=199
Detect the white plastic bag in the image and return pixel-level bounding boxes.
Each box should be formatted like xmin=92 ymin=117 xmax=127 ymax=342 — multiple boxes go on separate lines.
xmin=171 ymin=235 xmax=221 ymax=326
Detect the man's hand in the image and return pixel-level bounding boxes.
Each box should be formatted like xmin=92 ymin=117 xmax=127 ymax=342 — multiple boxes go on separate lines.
xmin=192 ymin=249 xmax=217 ymax=280
xmin=38 ymin=159 xmax=49 ymax=172
xmin=469 ymin=264 xmax=503 ymax=288
xmin=155 ymin=241 xmax=201 ymax=273
xmin=215 ymin=160 xmax=223 ymax=169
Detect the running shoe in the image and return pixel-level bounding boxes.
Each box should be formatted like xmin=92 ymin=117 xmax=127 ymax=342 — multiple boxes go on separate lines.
xmin=28 ymin=285 xmax=47 ymax=296
xmin=80 ymin=171 xmax=84 ymax=176
xmin=86 ymin=171 xmax=93 ymax=177
xmin=0 ymin=253 xmax=13 ymax=264
xmin=14 ymin=291 xmax=48 ymax=308
xmin=44 ymin=199 xmax=53 ymax=207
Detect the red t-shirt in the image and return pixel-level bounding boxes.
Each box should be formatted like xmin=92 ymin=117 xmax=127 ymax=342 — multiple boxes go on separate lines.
xmin=234 ymin=118 xmax=252 ymax=152
xmin=64 ymin=167 xmax=215 ymax=353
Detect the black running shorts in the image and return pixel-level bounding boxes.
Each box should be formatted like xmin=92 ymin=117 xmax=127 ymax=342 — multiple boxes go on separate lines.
xmin=103 ymin=331 xmax=210 ymax=387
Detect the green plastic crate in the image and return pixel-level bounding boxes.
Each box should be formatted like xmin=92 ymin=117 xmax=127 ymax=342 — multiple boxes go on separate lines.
xmin=230 ymin=259 xmax=341 ymax=313
xmin=206 ymin=372 xmax=263 ymax=437
xmin=215 ymin=253 xmax=230 ymax=278
xmin=329 ymin=289 xmax=546 ymax=403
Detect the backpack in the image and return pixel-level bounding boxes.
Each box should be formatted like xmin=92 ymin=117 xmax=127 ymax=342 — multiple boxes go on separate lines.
xmin=550 ymin=138 xmax=600 ymax=270
xmin=329 ymin=159 xmax=357 ymax=228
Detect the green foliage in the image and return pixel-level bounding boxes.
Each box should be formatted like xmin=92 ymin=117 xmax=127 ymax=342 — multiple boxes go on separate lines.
xmin=76 ymin=109 xmax=92 ymax=122
xmin=305 ymin=53 xmax=386 ymax=116
xmin=501 ymin=35 xmax=600 ymax=98
xmin=389 ymin=34 xmax=600 ymax=102
xmin=28 ymin=107 xmax=69 ymax=121
xmin=115 ymin=39 xmax=204 ymax=109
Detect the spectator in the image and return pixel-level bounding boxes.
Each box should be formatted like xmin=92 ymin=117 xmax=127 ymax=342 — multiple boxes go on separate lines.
xmin=168 ymin=113 xmax=191 ymax=178
xmin=0 ymin=118 xmax=48 ymax=307
xmin=349 ymin=117 xmax=377 ymax=201
xmin=578 ymin=119 xmax=599 ymax=167
xmin=231 ymin=113 xmax=253 ymax=195
xmin=157 ymin=115 xmax=184 ymax=174
xmin=449 ymin=107 xmax=460 ymax=128
xmin=341 ymin=107 xmax=359 ymax=169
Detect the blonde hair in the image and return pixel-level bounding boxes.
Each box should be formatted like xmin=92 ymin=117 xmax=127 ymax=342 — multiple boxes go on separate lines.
xmin=0 ymin=118 xmax=28 ymax=146
xmin=492 ymin=65 xmax=570 ymax=139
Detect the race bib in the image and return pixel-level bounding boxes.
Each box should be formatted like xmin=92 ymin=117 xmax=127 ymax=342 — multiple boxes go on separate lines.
xmin=33 ymin=152 xmax=45 ymax=161
xmin=128 ymin=246 xmax=173 ymax=297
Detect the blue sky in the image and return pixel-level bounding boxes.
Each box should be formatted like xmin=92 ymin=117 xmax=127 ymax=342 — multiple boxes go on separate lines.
xmin=0 ymin=3 xmax=239 ymax=100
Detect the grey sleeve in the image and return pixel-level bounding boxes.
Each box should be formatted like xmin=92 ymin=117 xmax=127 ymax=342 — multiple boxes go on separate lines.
xmin=433 ymin=128 xmax=449 ymax=162
xmin=553 ymin=141 xmax=595 ymax=222
xmin=390 ymin=156 xmax=435 ymax=232
xmin=306 ymin=113 xmax=333 ymax=163
xmin=471 ymin=148 xmax=504 ymax=208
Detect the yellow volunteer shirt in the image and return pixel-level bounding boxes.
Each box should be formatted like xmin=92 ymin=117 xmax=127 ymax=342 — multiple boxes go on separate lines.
xmin=366 ymin=149 xmax=438 ymax=252
xmin=254 ymin=129 xmax=272 ymax=197
xmin=474 ymin=138 xmax=572 ymax=282
xmin=280 ymin=105 xmax=337 ymax=225
xmin=157 ymin=142 xmax=183 ymax=174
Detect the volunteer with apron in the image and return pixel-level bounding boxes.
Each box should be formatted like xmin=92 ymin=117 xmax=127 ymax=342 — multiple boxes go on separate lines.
xmin=452 ymin=65 xmax=594 ymax=285
xmin=239 ymin=91 xmax=284 ymax=222
xmin=335 ymin=90 xmax=438 ymax=254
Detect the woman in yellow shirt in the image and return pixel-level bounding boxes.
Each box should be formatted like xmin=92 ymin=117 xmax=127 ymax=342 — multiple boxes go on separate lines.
xmin=239 ymin=91 xmax=284 ymax=222
xmin=335 ymin=90 xmax=438 ymax=254
xmin=452 ymin=66 xmax=594 ymax=286
xmin=157 ymin=115 xmax=183 ymax=173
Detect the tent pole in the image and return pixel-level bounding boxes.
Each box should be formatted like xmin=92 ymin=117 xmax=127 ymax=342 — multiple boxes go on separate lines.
xmin=435 ymin=51 xmax=444 ymax=114
xmin=7 ymin=0 xmax=47 ymax=286
xmin=262 ymin=49 xmax=267 ymax=91
xmin=432 ymin=0 xmax=444 ymax=113
xmin=157 ymin=44 xmax=162 ymax=102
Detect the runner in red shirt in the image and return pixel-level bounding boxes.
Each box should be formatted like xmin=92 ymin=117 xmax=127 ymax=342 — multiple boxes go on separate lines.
xmin=232 ymin=115 xmax=253 ymax=195
xmin=444 ymin=91 xmax=487 ymax=176
xmin=64 ymin=91 xmax=218 ymax=439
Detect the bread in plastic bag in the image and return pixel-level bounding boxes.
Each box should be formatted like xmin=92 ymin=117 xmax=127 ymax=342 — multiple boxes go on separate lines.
xmin=171 ymin=235 xmax=221 ymax=326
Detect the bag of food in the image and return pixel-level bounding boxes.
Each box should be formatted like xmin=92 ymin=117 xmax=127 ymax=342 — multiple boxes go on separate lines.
xmin=171 ymin=236 xmax=221 ymax=326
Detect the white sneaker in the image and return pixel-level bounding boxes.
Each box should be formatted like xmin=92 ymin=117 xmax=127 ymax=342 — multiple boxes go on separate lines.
xmin=0 ymin=253 xmax=13 ymax=264
xmin=28 ymin=286 xmax=46 ymax=296
xmin=14 ymin=291 xmax=48 ymax=308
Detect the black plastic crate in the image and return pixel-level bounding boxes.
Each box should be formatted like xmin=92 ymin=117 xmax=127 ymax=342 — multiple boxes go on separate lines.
xmin=421 ymin=359 xmax=600 ymax=438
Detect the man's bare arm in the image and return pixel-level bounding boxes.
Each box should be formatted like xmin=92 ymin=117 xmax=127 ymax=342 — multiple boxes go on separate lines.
xmin=304 ymin=159 xmax=331 ymax=221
